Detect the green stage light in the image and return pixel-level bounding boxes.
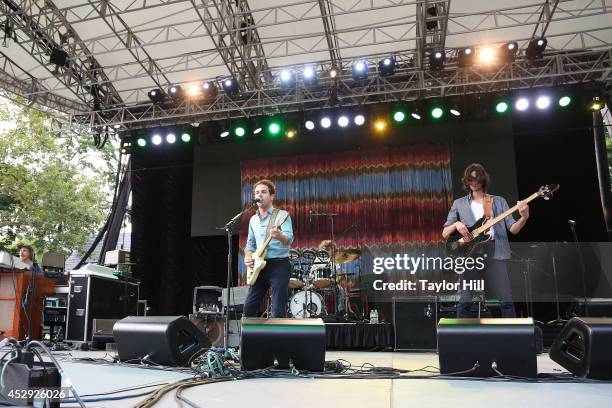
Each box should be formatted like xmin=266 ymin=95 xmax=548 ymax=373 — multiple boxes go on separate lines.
xmin=392 ymin=110 xmax=407 ymax=123
xmin=431 ymin=107 xmax=444 ymax=119
xmin=180 ymin=132 xmax=191 ymax=142
xmin=495 ymin=101 xmax=509 ymax=113
xmin=234 ymin=126 xmax=246 ymax=137
xmin=137 ymin=138 xmax=147 ymax=147
xmin=558 ymin=96 xmax=572 ymax=107
xmin=268 ymin=120 xmax=283 ymax=136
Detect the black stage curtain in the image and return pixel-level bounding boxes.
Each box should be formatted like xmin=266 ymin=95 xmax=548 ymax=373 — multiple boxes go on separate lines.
xmin=326 ymin=323 xmax=394 ymax=350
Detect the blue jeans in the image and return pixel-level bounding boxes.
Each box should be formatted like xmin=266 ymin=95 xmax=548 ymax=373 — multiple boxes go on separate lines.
xmin=244 ymin=258 xmax=290 ymax=318
xmin=457 ymin=244 xmax=516 ymax=318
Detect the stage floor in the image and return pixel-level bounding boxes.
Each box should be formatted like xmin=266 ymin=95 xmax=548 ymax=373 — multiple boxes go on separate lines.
xmin=32 ymin=350 xmax=611 ymax=408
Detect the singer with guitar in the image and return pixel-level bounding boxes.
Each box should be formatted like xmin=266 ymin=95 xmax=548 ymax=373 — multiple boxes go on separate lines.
xmin=244 ymin=179 xmax=293 ymax=318
xmin=442 ymin=163 xmax=529 ymax=318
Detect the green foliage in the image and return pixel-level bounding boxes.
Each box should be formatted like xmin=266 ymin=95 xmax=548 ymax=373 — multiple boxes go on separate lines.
xmin=0 ymin=97 xmax=116 ymax=256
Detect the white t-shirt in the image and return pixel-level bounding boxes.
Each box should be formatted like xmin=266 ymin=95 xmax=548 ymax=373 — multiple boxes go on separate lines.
xmin=470 ymin=201 xmax=495 ymax=239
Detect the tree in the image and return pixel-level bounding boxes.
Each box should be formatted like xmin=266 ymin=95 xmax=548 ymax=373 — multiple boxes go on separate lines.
xmin=0 ymin=96 xmax=117 ymax=257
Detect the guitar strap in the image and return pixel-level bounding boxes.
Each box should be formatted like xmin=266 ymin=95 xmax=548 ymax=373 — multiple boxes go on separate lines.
xmin=266 ymin=208 xmax=280 ymax=238
xmin=483 ymin=195 xmax=493 ymax=220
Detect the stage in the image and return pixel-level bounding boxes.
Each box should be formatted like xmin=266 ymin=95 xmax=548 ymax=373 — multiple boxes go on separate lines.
xmin=41 ymin=349 xmax=612 ymax=408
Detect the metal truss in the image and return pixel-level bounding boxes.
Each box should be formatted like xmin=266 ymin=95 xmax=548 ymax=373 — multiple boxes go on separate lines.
xmin=318 ymin=0 xmax=342 ymax=69
xmin=76 ymin=47 xmax=612 ymax=131
xmin=0 ymin=0 xmax=123 ymax=110
xmin=416 ymin=0 xmax=450 ymax=68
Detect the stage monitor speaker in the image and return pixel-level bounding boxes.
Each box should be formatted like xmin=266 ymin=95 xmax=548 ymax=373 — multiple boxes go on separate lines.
xmin=393 ymin=296 xmax=437 ymax=350
xmin=549 ymin=317 xmax=612 ymax=379
xmin=240 ymin=317 xmax=325 ymax=372
xmin=113 ymin=316 xmax=211 ymax=366
xmin=438 ymin=318 xmax=537 ymax=378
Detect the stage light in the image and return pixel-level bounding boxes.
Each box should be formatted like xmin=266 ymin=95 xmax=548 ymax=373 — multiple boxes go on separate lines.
xmin=253 ymin=127 xmax=262 ymax=135
xmin=320 ymin=117 xmax=332 ymax=129
xmin=166 ymin=133 xmax=176 ymax=144
xmin=458 ymin=47 xmax=474 ymax=67
xmin=187 ymin=84 xmax=200 ymax=97
xmin=558 ymin=95 xmax=572 ymax=107
xmin=589 ymin=96 xmax=604 ymax=111
xmin=495 ymin=101 xmax=509 ymax=114
xmin=338 ymin=115 xmax=350 ymax=127
xmin=526 ymin=38 xmax=547 ymax=60
xmin=168 ymin=85 xmax=183 ymax=99
xmin=137 ymin=137 xmax=147 ymax=147
xmin=202 ymin=81 xmax=218 ymax=99
xmin=267 ymin=120 xmax=283 ymax=136
xmin=181 ymin=132 xmax=191 ymax=142
xmin=279 ymin=69 xmax=295 ymax=87
xmin=379 ymin=56 xmax=396 ymax=76
xmin=536 ymin=95 xmax=551 ymax=110
xmin=392 ymin=109 xmax=407 ymax=123
xmin=329 ymin=67 xmax=339 ymax=79
xmin=220 ymin=130 xmax=230 ymax=138
xmin=305 ymin=120 xmax=315 ymax=130
xmin=222 ymin=76 xmax=239 ymax=96
xmin=431 ymin=106 xmax=444 ymax=119
xmin=478 ymin=47 xmax=495 ymax=65
xmin=449 ymin=106 xmax=461 ymax=117
xmin=499 ymin=42 xmax=519 ymax=63
xmin=410 ymin=106 xmax=422 ymax=120
xmin=354 ymin=114 xmax=365 ymax=126
xmin=303 ymin=65 xmax=317 ymax=84
xmin=234 ymin=125 xmax=246 ymax=137
xmin=429 ymin=50 xmax=445 ymax=70
xmin=152 ymin=134 xmax=162 ymax=145
xmin=148 ymin=88 xmax=164 ymax=103
xmin=286 ymin=129 xmax=296 ymax=138
xmin=515 ymin=98 xmax=529 ymax=111
xmin=374 ymin=119 xmax=387 ymax=132
xmin=352 ymin=60 xmax=368 ymax=80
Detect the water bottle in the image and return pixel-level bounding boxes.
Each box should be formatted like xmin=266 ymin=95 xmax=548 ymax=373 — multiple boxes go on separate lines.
xmin=370 ymin=309 xmax=379 ymax=324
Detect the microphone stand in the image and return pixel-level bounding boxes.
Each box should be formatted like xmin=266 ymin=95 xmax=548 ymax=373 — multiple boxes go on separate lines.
xmin=217 ymin=202 xmax=257 ymax=350
xmin=311 ymin=210 xmax=337 ymax=317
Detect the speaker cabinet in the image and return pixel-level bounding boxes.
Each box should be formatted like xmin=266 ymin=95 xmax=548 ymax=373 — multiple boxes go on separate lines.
xmin=240 ymin=318 xmax=325 ymax=371
xmin=549 ymin=317 xmax=612 ymax=379
xmin=113 ymin=316 xmax=211 ymax=366
xmin=438 ymin=318 xmax=537 ymax=378
xmin=393 ymin=296 xmax=437 ymax=350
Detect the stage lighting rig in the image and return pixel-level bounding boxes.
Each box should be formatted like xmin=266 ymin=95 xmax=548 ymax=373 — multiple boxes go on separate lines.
xmin=303 ymin=65 xmax=318 ymax=85
xmin=429 ymin=50 xmax=445 ymax=70
xmin=379 ymin=57 xmax=396 ymax=76
xmin=222 ymin=77 xmax=239 ymax=96
xmin=526 ymin=38 xmax=547 ymax=61
xmin=148 ymin=89 xmax=164 ymax=103
xmin=457 ymin=47 xmax=474 ymax=67
xmin=352 ymin=60 xmax=369 ymax=81
xmin=499 ymin=42 xmax=518 ymax=63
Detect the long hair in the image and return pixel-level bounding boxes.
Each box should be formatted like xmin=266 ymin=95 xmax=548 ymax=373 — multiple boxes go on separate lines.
xmin=461 ymin=163 xmax=490 ymax=193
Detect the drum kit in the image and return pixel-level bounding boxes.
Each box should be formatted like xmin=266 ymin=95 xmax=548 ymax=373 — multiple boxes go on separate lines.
xmin=287 ymin=247 xmax=361 ymax=318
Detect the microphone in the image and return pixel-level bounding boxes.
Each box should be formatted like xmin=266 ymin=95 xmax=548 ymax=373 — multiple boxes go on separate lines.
xmin=252 ymin=198 xmax=262 ymax=204
xmin=568 ymin=219 xmax=576 ymax=228
xmin=309 ymin=208 xmax=314 ymax=228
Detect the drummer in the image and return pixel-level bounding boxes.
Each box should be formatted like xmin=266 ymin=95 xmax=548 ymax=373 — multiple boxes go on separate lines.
xmin=310 ymin=240 xmax=345 ymax=314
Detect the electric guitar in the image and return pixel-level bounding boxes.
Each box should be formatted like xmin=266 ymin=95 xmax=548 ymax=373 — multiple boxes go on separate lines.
xmin=246 ymin=212 xmax=290 ymax=285
xmin=446 ymin=184 xmax=559 ymax=257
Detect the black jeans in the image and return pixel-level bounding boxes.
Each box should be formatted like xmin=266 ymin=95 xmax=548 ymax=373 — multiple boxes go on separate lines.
xmin=457 ymin=244 xmax=516 ymax=318
xmin=243 ymin=258 xmax=290 ymax=318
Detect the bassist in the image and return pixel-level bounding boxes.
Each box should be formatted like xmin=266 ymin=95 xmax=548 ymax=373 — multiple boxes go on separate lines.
xmin=244 ymin=179 xmax=293 ymax=317
xmin=442 ymin=163 xmax=529 ymax=318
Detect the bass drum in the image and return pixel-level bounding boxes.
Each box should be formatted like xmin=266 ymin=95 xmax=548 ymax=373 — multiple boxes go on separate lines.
xmin=289 ymin=290 xmax=324 ymax=318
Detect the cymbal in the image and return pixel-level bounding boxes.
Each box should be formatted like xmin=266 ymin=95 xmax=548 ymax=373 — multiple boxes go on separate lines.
xmin=334 ymin=249 xmax=361 ymax=264
xmin=337 ymin=272 xmax=355 ymax=277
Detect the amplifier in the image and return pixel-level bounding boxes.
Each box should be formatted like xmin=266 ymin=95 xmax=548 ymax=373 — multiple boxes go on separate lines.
xmin=66 ymin=273 xmax=139 ymax=342
xmin=193 ymin=286 xmax=223 ymax=313
xmin=393 ymin=296 xmax=437 ymax=350
xmin=189 ymin=313 xmax=240 ymax=347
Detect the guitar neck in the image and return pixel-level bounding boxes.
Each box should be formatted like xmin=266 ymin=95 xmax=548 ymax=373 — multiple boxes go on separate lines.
xmin=475 ymin=192 xmax=539 ymax=235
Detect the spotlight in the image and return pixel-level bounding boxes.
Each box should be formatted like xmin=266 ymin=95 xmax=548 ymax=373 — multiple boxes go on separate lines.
xmin=449 ymin=106 xmax=461 ymax=117
xmin=429 ymin=50 xmax=445 ymax=70
xmin=354 ymin=114 xmax=365 ymax=126
xmin=320 ymin=116 xmax=332 ymax=129
xmin=166 ymin=133 xmax=176 ymax=144
xmin=305 ymin=120 xmax=315 ymax=130
xmin=253 ymin=126 xmax=263 ymax=135
xmin=430 ymin=106 xmax=444 ymax=119
xmin=392 ymin=108 xmax=407 ymax=123
xmin=137 ymin=137 xmax=147 ymax=147
xmin=589 ymin=96 xmax=605 ymax=111
xmin=303 ymin=65 xmax=318 ymax=85
xmin=267 ymin=119 xmax=283 ymax=136
xmin=187 ymin=84 xmax=200 ymax=98
xmin=495 ymin=100 xmax=510 ymax=114
xmin=410 ymin=105 xmax=422 ymax=120
xmin=458 ymin=47 xmax=474 ymax=67
xmin=352 ymin=60 xmax=368 ymax=81
xmin=279 ymin=69 xmax=295 ymax=87
xmin=329 ymin=67 xmax=340 ymax=79
xmin=478 ymin=47 xmax=495 ymax=65
xmin=378 ymin=57 xmax=396 ymax=76
xmin=234 ymin=124 xmax=247 ymax=137
xmin=373 ymin=119 xmax=387 ymax=132
xmin=202 ymin=81 xmax=218 ymax=99
xmin=168 ymin=85 xmax=183 ymax=99
xmin=526 ymin=38 xmax=547 ymax=60
xmin=338 ymin=115 xmax=350 ymax=128
xmin=220 ymin=130 xmax=230 ymax=138
xmin=181 ymin=132 xmax=191 ymax=142
xmin=515 ymin=98 xmax=529 ymax=111
xmin=558 ymin=95 xmax=572 ymax=108
xmin=222 ymin=76 xmax=239 ymax=96
xmin=535 ymin=95 xmax=551 ymax=110
xmin=499 ymin=42 xmax=519 ymax=63
xmin=148 ymin=88 xmax=164 ymax=103
xmin=286 ymin=129 xmax=296 ymax=138
xmin=152 ymin=134 xmax=162 ymax=145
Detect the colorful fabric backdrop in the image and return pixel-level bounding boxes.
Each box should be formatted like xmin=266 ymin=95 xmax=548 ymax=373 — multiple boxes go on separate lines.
xmin=237 ymin=144 xmax=453 ymax=287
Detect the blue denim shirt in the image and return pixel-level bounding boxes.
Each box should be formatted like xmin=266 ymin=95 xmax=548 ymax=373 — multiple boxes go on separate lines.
xmin=245 ymin=207 xmax=293 ymax=258
xmin=444 ymin=194 xmax=516 ymax=260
